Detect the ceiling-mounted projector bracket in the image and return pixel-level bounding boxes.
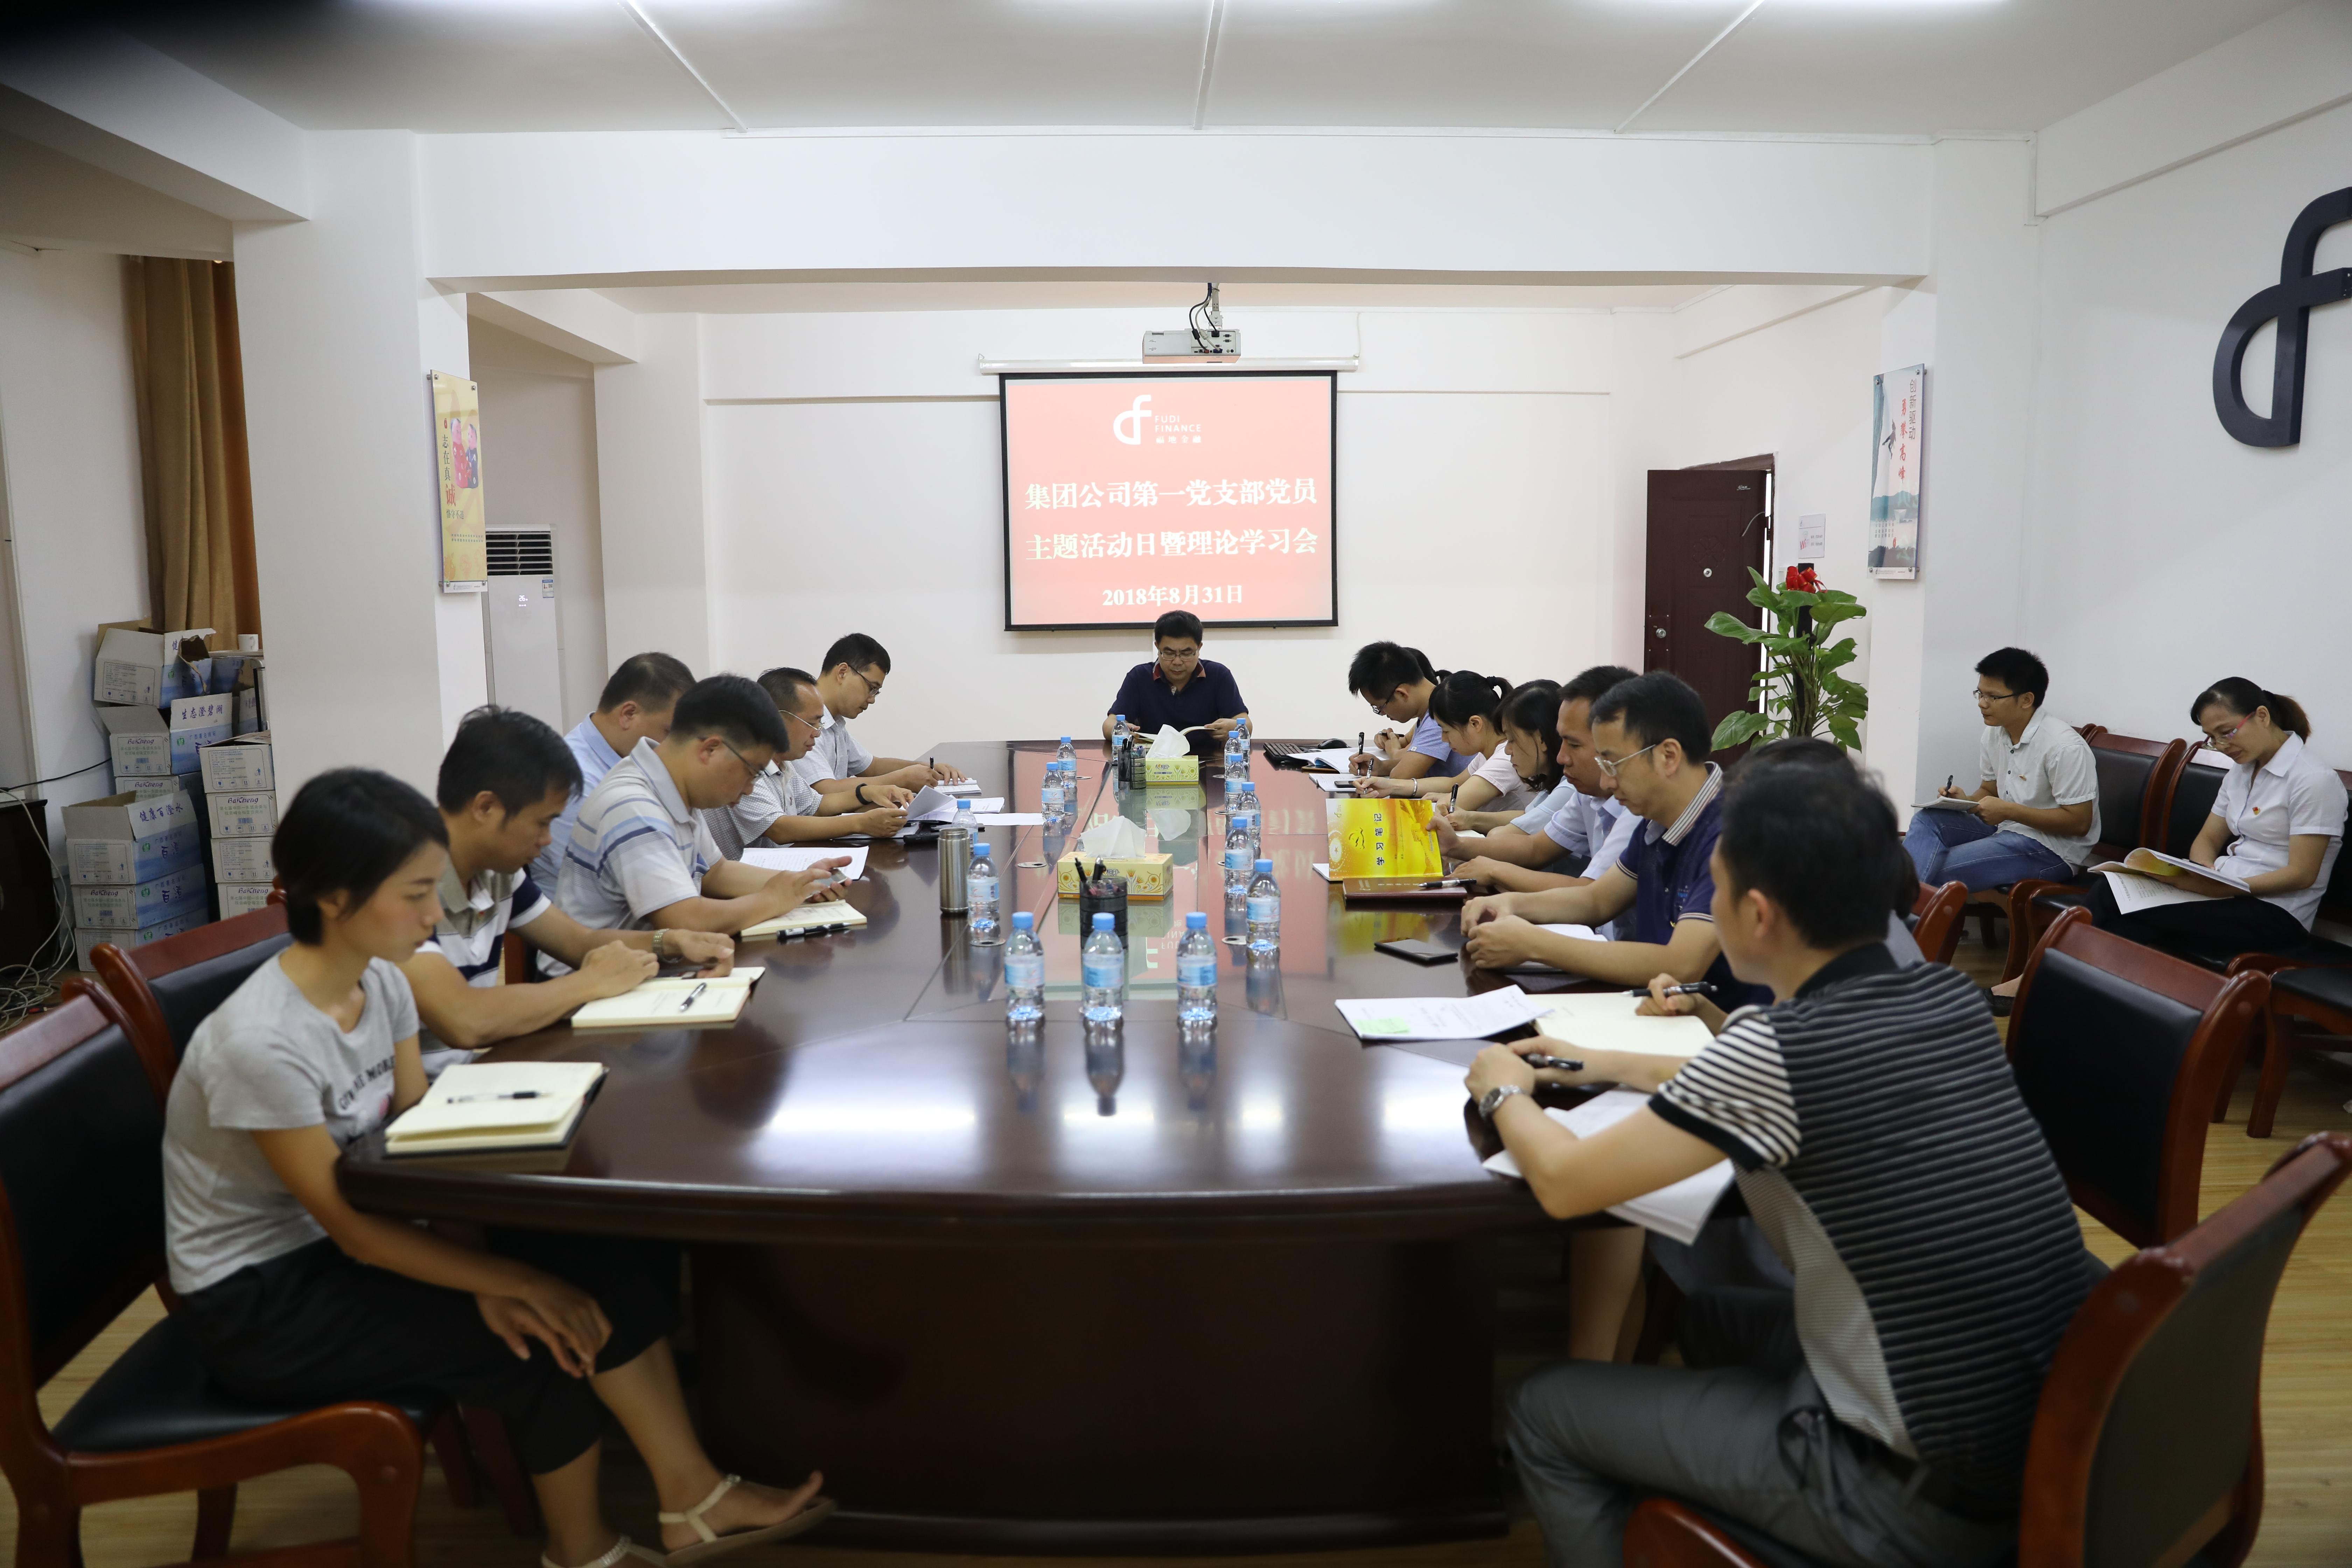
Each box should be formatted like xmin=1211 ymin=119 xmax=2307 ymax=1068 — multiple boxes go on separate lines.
xmin=1145 ymin=281 xmax=1239 ymax=361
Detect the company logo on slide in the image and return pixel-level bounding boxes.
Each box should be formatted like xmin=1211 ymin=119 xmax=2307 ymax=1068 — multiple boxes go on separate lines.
xmin=1111 ymin=392 xmax=1206 ymax=447
xmin=1113 ymin=395 xmax=1151 ymax=445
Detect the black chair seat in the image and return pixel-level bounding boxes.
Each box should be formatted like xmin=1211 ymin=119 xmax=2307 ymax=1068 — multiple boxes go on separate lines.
xmin=52 ymin=1307 xmax=440 ymax=1454
xmin=2273 ymin=964 xmax=2352 ymax=1013
xmin=2151 ymin=932 xmax=2352 ymax=974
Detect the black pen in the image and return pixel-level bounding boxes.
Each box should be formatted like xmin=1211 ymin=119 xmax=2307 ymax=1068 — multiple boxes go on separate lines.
xmin=445 ymin=1090 xmax=544 ymax=1103
xmin=678 ymin=981 xmax=708 ymax=1014
xmin=1419 ymin=878 xmax=1469 ymax=890
xmin=1622 ymin=982 xmax=1715 ymax=997
xmin=1525 ymin=1054 xmax=1583 ymax=1072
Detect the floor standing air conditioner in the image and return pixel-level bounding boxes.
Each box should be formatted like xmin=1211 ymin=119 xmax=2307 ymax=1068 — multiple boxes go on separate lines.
xmin=483 ymin=530 xmax=566 ymax=732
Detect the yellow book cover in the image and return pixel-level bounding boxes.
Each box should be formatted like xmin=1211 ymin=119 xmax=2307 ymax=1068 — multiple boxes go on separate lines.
xmin=1326 ymin=797 xmax=1444 ymax=878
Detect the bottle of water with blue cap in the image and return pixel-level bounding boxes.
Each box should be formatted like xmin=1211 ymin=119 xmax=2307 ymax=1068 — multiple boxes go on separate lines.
xmin=1057 ymin=735 xmax=1077 ymax=768
xmin=1177 ymin=910 xmax=1217 ymax=1022
xmin=968 ymin=842 xmax=1000 ymax=945
xmin=1224 ymin=815 xmax=1253 ymax=904
xmin=1040 ymin=758 xmax=1064 ymax=820
xmin=1247 ymin=858 xmax=1281 ymax=955
xmin=1082 ymin=912 xmax=1125 ymax=1025
xmin=1230 ymin=781 xmax=1261 ymax=864
xmin=1223 ymin=719 xmax=1249 ymax=782
xmin=1004 ymin=911 xmax=1043 ymax=1022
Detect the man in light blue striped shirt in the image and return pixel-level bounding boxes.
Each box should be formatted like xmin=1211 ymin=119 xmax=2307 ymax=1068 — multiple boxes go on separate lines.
xmin=530 ymin=652 xmax=695 ymax=889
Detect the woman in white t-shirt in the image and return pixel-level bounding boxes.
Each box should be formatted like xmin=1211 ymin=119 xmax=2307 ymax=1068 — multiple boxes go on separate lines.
xmin=2087 ymin=677 xmax=2347 ymax=956
xmin=163 ymin=769 xmax=834 ymax=1568
xmin=1361 ymin=670 xmax=1532 ymax=812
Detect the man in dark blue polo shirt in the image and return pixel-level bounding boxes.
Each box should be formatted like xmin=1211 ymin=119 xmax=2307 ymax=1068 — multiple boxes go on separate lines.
xmin=1101 ymin=610 xmax=1251 ymax=758
xmin=1460 ymin=671 xmax=1769 ymax=1009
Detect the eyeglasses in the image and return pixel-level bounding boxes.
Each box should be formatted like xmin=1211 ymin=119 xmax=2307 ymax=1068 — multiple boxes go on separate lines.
xmin=783 ymin=707 xmax=821 ymax=737
xmin=1973 ymin=688 xmax=2020 ymax=705
xmin=1595 ymin=741 xmax=1660 ymax=779
xmin=2200 ymin=714 xmax=2254 ymax=750
xmin=1365 ymin=687 xmax=1401 ymax=713
xmin=846 ymin=667 xmax=884 ymax=702
xmin=715 ymin=738 xmax=762 ymax=778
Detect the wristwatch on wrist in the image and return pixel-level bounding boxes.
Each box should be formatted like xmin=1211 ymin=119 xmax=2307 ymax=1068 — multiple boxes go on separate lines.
xmin=1479 ymin=1083 xmax=1528 ymax=1120
xmin=652 ymin=929 xmax=666 ymax=961
xmin=856 ymin=783 xmax=872 ymax=807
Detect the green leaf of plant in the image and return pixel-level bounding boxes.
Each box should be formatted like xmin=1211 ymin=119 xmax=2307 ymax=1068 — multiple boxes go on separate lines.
xmin=1826 ymin=718 xmax=1863 ymax=749
xmin=1702 ymin=612 xmax=1766 ymax=641
xmin=1712 ymin=710 xmax=1772 ymax=751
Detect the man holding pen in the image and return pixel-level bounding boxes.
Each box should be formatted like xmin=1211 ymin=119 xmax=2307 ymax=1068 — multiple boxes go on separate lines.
xmin=1905 ymin=646 xmax=2098 ymax=890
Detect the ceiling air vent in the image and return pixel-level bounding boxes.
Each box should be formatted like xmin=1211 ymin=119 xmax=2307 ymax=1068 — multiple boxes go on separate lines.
xmin=486 ymin=530 xmax=555 ymax=577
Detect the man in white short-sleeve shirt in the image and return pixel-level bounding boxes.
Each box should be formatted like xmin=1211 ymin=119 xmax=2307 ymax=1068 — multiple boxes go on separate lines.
xmin=790 ymin=633 xmax=970 ymax=795
xmin=559 ymin=675 xmax=848 ymax=939
xmin=1907 ymin=647 xmax=2099 ymax=891
xmin=707 ymin=667 xmax=913 ymax=859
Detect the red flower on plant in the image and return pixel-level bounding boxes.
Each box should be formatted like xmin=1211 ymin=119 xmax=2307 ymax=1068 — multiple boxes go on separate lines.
xmin=1784 ymin=565 xmax=1823 ymax=593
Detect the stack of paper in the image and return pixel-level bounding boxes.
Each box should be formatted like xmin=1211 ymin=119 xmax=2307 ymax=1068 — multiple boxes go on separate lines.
xmin=1334 ymin=984 xmax=1555 ymax=1042
xmin=1482 ymin=1088 xmax=1734 ymax=1244
xmin=1503 ymin=924 xmax=1604 ymax=973
xmin=904 ymin=788 xmax=1007 ymax=825
xmin=743 ymin=845 xmax=870 ymax=881
xmin=384 ymin=1060 xmax=607 ymax=1155
xmin=740 ymin=902 xmax=869 ymax=940
xmin=1533 ymin=993 xmax=1715 ymax=1057
xmin=938 ymin=780 xmax=983 ymax=794
xmin=573 ymin=969 xmax=763 ymax=1029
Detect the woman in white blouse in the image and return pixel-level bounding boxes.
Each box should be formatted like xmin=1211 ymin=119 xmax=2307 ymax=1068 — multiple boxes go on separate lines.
xmin=1358 ymin=670 xmax=1533 ymax=812
xmin=2086 ymin=677 xmax=2347 ymax=954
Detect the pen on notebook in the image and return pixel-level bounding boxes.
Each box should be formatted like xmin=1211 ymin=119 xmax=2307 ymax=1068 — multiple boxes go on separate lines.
xmin=678 ymin=981 xmax=708 ymax=1014
xmin=1419 ymin=878 xmax=1469 ymax=890
xmin=1623 ymin=982 xmax=1715 ymax=997
xmin=445 ymin=1091 xmax=544 ymax=1104
xmin=1525 ymin=1054 xmax=1583 ymax=1072
xmin=1945 ymin=773 xmax=1954 ymax=794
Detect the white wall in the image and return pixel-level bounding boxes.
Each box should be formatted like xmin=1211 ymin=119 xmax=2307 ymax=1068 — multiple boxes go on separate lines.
xmin=2022 ymin=97 xmax=2352 ymax=756
xmin=0 ymin=248 xmax=151 ymax=844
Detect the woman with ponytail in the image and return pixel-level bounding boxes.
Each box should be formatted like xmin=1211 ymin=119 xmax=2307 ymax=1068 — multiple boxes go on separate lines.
xmin=2085 ymin=676 xmax=2346 ymax=954
xmin=1360 ymin=670 xmax=1532 ymax=810
xmin=1345 ymin=641 xmax=1477 ymax=781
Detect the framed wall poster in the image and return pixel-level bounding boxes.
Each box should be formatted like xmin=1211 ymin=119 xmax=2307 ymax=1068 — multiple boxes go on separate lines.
xmin=1868 ymin=364 xmax=1925 ymax=579
xmin=431 ymin=370 xmax=488 ymax=592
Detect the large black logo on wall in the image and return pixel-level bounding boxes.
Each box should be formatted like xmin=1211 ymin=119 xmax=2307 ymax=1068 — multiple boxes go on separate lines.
xmin=2214 ymin=186 xmax=2352 ymax=447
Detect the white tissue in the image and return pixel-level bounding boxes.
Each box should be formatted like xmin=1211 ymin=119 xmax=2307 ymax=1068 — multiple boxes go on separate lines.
xmin=1078 ymin=816 xmax=1149 ymax=858
xmin=1147 ymin=725 xmax=1191 ymax=759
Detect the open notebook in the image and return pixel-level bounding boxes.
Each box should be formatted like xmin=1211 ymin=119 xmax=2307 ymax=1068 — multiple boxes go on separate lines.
xmin=1533 ymin=993 xmax=1715 ymax=1058
xmin=384 ymin=1060 xmax=607 ymax=1157
xmin=572 ymin=969 xmax=763 ymax=1029
xmin=740 ymin=902 xmax=868 ymax=940
xmin=1483 ymin=1089 xmax=1733 ymax=1244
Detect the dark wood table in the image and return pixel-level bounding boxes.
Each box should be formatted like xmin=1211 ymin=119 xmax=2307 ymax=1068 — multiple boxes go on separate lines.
xmin=342 ymin=742 xmax=1572 ymax=1552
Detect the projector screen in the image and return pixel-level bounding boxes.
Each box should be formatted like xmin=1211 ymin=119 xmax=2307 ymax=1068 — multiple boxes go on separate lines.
xmin=1001 ymin=371 xmax=1337 ymax=630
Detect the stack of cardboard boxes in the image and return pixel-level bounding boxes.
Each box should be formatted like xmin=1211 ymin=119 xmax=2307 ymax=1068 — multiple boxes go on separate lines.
xmin=63 ymin=791 xmax=208 ymax=970
xmin=201 ymin=734 xmax=276 ymax=917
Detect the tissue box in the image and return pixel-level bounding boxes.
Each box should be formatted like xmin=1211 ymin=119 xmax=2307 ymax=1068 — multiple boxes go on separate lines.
xmin=101 ymin=695 xmax=233 ymax=776
xmin=93 ymin=622 xmax=214 ymax=708
xmin=208 ymin=790 xmax=278 ymax=838
xmin=62 ymin=791 xmax=198 ymax=884
xmin=1142 ymin=784 xmax=1206 ymax=811
xmin=1055 ymin=852 xmax=1175 ymax=900
xmin=75 ymin=907 xmax=207 ymax=971
xmin=199 ymin=732 xmax=274 ymax=793
xmin=1143 ymin=756 xmax=1200 ymax=784
xmin=71 ymin=866 xmax=209 ymax=930
xmin=212 ymin=836 xmax=276 ymax=884
xmin=217 ymin=882 xmax=274 ymax=918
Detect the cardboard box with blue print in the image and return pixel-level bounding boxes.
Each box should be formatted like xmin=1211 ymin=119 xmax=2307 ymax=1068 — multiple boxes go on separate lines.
xmin=199 ymin=732 xmax=274 ymax=793
xmin=217 ymin=882 xmax=274 ymax=918
xmin=74 ymin=908 xmax=206 ymax=972
xmin=62 ymin=791 xmax=200 ymax=886
xmin=92 ymin=622 xmax=214 ymax=708
xmin=212 ymin=836 xmax=275 ymax=885
xmin=208 ymin=790 xmax=278 ymax=839
xmin=71 ymin=864 xmax=209 ymax=930
xmin=102 ymin=694 xmax=233 ymax=777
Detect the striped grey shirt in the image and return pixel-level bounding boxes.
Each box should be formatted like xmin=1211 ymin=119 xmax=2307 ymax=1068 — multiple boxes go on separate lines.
xmin=1652 ymin=943 xmax=2093 ymax=1502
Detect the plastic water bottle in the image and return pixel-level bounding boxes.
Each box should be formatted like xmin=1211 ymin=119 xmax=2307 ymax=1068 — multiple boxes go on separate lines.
xmin=1004 ymin=911 xmax=1043 ymax=1022
xmin=1230 ymin=782 xmax=1261 ymax=864
xmin=1040 ymin=760 xmax=1064 ymax=821
xmin=1057 ymin=735 xmax=1077 ymax=769
xmin=1224 ymin=817 xmax=1254 ymax=903
xmin=968 ymin=842 xmax=1000 ymax=945
xmin=1177 ymin=910 xmax=1218 ymax=1022
xmin=1082 ymin=912 xmax=1125 ymax=1026
xmin=1111 ymin=714 xmax=1127 ymax=772
xmin=1224 ymin=720 xmax=1249 ymax=782
xmin=1247 ymin=858 xmax=1281 ymax=955
xmin=953 ymin=798 xmax=975 ymax=837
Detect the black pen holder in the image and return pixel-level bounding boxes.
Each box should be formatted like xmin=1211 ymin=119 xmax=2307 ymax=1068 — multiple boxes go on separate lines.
xmin=1079 ymin=862 xmax=1130 ymax=946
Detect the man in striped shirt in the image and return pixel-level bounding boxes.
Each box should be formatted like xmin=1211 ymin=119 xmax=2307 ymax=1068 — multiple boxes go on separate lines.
xmin=404 ymin=707 xmax=735 ymax=1062
xmin=1467 ymin=760 xmax=2094 ymax=1567
xmin=558 ymin=675 xmax=846 ymax=938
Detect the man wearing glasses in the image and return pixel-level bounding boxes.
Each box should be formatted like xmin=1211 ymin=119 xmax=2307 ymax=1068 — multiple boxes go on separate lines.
xmin=1100 ymin=610 xmax=1250 ymax=757
xmin=559 ymin=674 xmax=847 ymax=941
xmin=792 ymin=633 xmax=972 ymax=795
xmin=705 ymin=666 xmax=914 ymax=857
xmin=1460 ymin=672 xmax=1770 ymax=1009
xmin=1905 ymin=646 xmax=2098 ymax=892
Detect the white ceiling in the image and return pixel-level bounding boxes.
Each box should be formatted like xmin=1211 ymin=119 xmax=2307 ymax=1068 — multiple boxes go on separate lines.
xmin=113 ymin=0 xmax=2297 ymax=138
xmin=591 ymin=279 xmax=1723 ymax=312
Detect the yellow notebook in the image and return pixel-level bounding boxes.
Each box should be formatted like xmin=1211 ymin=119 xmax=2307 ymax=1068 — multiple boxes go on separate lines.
xmin=1534 ymin=993 xmax=1715 ymax=1059
xmin=384 ymin=1060 xmax=607 ymax=1156
xmin=740 ymin=902 xmax=868 ymax=940
xmin=570 ymin=971 xmax=761 ymax=1029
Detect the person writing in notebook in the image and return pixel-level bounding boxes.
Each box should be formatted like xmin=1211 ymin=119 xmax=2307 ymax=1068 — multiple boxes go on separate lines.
xmin=1906 ymin=646 xmax=2099 ymax=891
xmin=1346 ymin=642 xmax=1476 ymax=781
xmin=705 ymin=666 xmax=912 ymax=859
xmin=1444 ymin=666 xmax=1639 ymax=892
xmin=1356 ymin=671 xmax=1527 ymax=809
xmin=164 ymin=769 xmax=834 ymax=1568
xmin=1469 ymin=759 xmax=2091 ymax=1567
xmin=792 ymin=633 xmax=970 ymax=793
xmin=1461 ymin=672 xmax=1764 ymax=1004
xmin=403 ymin=707 xmax=736 ymax=1059
xmin=1099 ymin=610 xmax=1250 ymax=756
xmin=533 ymin=652 xmax=696 ymax=889
xmin=559 ymin=675 xmax=846 ymax=939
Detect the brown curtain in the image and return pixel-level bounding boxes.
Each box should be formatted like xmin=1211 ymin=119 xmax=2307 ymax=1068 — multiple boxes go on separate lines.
xmin=126 ymin=257 xmax=262 ymax=643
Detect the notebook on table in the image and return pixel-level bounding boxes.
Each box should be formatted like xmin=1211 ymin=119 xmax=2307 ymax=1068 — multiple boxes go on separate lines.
xmin=1341 ymin=876 xmax=1470 ymax=902
xmin=1533 ymin=993 xmax=1715 ymax=1058
xmin=571 ymin=969 xmax=763 ymax=1029
xmin=740 ymin=902 xmax=869 ymax=940
xmin=383 ymin=1060 xmax=607 ymax=1157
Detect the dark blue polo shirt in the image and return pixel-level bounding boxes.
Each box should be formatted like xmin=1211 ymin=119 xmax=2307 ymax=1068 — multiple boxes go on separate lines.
xmin=1110 ymin=658 xmax=1248 ymax=756
xmin=1622 ymin=765 xmax=1773 ymax=1011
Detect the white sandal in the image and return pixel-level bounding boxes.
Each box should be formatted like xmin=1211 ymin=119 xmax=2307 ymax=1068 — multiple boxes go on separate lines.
xmin=542 ymin=1535 xmax=667 ymax=1568
xmin=659 ymin=1474 xmax=837 ymax=1566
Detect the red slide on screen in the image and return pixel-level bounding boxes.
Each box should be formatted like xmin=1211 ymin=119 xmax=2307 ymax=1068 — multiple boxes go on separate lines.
xmin=1003 ymin=373 xmax=1335 ymax=629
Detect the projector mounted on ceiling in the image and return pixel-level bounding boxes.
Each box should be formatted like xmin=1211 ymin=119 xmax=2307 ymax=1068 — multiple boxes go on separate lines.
xmin=1144 ymin=282 xmax=1238 ymax=362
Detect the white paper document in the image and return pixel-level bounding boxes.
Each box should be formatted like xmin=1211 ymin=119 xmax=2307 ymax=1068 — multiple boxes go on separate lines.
xmin=1294 ymin=746 xmax=1361 ymax=771
xmin=978 ymin=813 xmax=1045 ymax=827
xmin=1311 ymin=862 xmax=1337 ymax=882
xmin=1334 ymin=984 xmax=1555 ymax=1042
xmin=1483 ymin=1089 xmax=1734 ymax=1245
xmin=1503 ymin=924 xmax=1603 ymax=973
xmin=1533 ymin=992 xmax=1716 ymax=1058
xmin=742 ymin=845 xmax=870 ymax=882
xmin=937 ymin=780 xmax=983 ymax=794
xmin=904 ymin=786 xmax=959 ymax=823
xmin=1912 ymin=797 xmax=1979 ymax=813
xmin=2097 ymin=869 xmax=2218 ymax=915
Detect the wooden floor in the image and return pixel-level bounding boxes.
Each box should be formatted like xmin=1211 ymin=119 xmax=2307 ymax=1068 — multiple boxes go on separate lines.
xmin=14 ymin=940 xmax=2352 ymax=1568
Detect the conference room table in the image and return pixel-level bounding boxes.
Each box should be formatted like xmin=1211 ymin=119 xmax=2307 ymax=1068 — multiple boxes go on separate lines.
xmin=342 ymin=741 xmax=1611 ymax=1552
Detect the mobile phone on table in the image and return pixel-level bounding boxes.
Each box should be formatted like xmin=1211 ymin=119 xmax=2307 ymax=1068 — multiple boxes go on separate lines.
xmin=1374 ymin=938 xmax=1458 ymax=965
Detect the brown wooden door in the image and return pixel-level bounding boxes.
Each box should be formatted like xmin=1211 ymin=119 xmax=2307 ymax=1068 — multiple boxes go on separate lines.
xmin=1644 ymin=469 xmax=1770 ymax=746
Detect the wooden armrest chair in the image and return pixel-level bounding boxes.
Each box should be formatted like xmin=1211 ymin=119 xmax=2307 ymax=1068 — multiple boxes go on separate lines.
xmin=90 ymin=905 xmax=292 ymax=1063
xmin=1624 ymin=1133 xmax=2352 ymax=1568
xmin=1907 ymin=879 xmax=1967 ymax=967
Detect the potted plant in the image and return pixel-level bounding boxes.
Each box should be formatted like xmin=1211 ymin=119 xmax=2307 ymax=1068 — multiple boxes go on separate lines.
xmin=1704 ymin=565 xmax=1868 ymax=752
